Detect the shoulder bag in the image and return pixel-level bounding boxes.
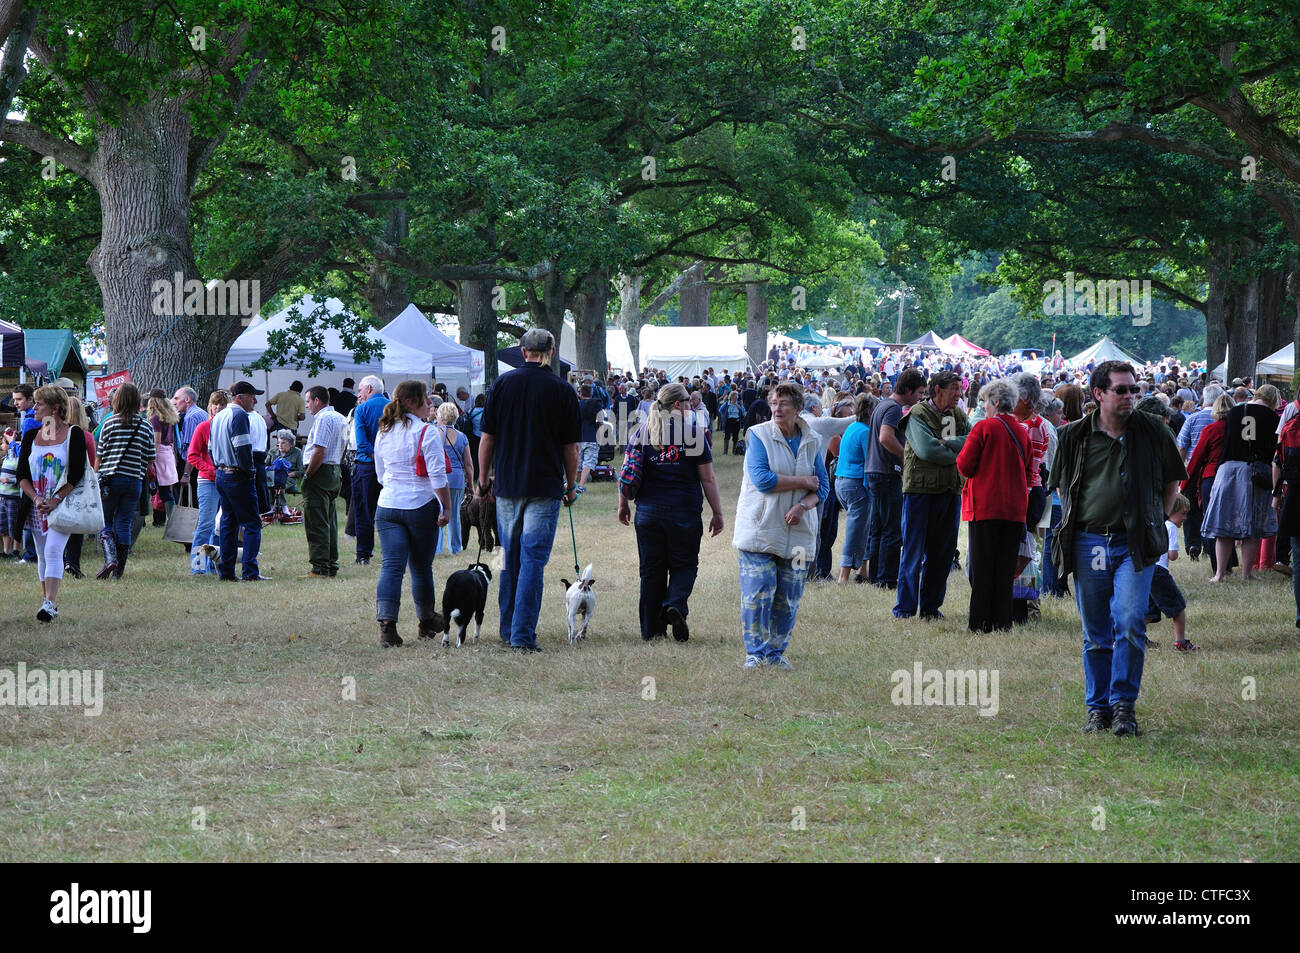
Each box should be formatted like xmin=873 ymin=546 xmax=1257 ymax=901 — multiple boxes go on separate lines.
xmin=47 ymin=462 xmax=105 ymax=537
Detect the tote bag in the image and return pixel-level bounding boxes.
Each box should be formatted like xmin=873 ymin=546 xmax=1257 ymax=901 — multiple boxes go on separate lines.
xmin=162 ymin=481 xmax=200 ymax=544
xmin=47 ymin=467 xmax=105 ymax=536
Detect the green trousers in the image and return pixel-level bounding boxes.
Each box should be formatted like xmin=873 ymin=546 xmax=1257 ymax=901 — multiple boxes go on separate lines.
xmin=303 ymin=464 xmax=341 ymax=574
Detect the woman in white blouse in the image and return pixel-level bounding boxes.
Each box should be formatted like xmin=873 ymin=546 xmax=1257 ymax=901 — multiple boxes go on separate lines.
xmin=373 ymin=380 xmax=452 ymax=647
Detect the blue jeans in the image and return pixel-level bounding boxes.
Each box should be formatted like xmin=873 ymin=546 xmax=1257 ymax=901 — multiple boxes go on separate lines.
xmin=495 ymin=497 xmax=561 ymax=648
xmin=375 ymin=499 xmax=439 ymax=622
xmin=837 ymin=477 xmax=870 ymax=569
xmin=351 ymin=460 xmax=380 ymax=559
xmin=190 ymin=478 xmax=219 ymax=573
xmin=633 ymin=503 xmax=703 ymax=639
xmin=894 ymin=492 xmax=960 ymax=618
xmin=215 ymin=470 xmax=261 ymax=579
xmin=435 ymin=487 xmax=465 ymax=555
xmin=101 ymin=474 xmax=142 ymax=554
xmin=738 ymin=549 xmax=808 ymax=662
xmin=865 ymin=471 xmax=903 ymax=586
xmin=1073 ymin=532 xmax=1154 ymax=711
xmin=1042 ymin=503 xmax=1065 ymax=596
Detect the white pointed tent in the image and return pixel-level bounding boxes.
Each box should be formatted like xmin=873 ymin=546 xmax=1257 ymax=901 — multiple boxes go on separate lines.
xmin=221 ymin=296 xmax=431 ymax=431
xmin=1212 ymin=343 xmax=1294 ymax=381
xmin=1068 ymin=336 xmax=1143 ymax=367
xmin=559 ymin=318 xmax=636 ymax=372
xmin=382 ymin=304 xmax=485 ymax=391
xmin=639 ymin=325 xmax=749 ymax=377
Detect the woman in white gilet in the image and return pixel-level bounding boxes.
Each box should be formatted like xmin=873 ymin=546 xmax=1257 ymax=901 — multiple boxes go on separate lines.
xmin=732 ymin=382 xmax=828 ymax=669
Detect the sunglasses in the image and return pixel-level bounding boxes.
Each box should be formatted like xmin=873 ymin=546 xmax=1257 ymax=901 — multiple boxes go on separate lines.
xmin=1109 ymin=385 xmax=1142 ymax=395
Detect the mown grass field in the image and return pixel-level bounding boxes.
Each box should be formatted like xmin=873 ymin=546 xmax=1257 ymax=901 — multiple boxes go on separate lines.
xmin=1 ymin=449 xmax=1296 ymax=861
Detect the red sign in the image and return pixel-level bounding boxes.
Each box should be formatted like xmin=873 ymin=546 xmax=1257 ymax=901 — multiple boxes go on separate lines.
xmin=93 ymin=369 xmax=132 ymax=403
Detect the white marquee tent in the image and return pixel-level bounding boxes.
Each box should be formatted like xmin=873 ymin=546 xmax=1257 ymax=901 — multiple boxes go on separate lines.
xmin=382 ymin=303 xmax=486 ymax=391
xmin=1211 ymin=343 xmax=1294 ymax=382
xmin=221 ymin=295 xmax=431 ymax=432
xmin=639 ymin=325 xmax=750 ymax=378
xmin=560 ymin=319 xmax=636 ymax=372
xmin=1068 ymin=335 xmax=1143 ymax=368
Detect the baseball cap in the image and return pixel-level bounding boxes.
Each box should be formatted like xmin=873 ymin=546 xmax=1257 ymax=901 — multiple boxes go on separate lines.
xmin=231 ymin=381 xmax=264 ymax=396
xmin=520 ymin=328 xmax=555 ymax=352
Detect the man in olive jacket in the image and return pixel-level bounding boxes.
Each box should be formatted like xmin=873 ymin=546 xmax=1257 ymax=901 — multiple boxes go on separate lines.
xmin=1047 ymin=360 xmax=1186 ymax=738
xmin=894 ymin=371 xmax=970 ymax=620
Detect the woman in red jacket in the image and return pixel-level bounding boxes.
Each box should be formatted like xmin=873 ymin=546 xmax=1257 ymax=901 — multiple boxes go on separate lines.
xmin=957 ymin=378 xmax=1032 ymax=632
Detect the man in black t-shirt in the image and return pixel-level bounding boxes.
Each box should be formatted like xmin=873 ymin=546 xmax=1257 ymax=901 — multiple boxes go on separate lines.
xmin=478 ymin=328 xmax=581 ymax=652
xmin=864 ymin=367 xmax=924 ymax=588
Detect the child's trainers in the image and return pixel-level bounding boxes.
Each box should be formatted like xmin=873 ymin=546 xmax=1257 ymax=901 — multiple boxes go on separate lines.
xmin=1174 ymin=639 xmax=1200 ymax=652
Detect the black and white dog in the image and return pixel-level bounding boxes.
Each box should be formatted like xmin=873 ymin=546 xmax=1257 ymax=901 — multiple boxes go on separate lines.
xmin=440 ymin=562 xmax=492 ymax=647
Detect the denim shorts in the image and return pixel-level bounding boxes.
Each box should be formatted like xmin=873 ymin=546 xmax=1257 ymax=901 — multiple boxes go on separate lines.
xmin=0 ymin=495 xmax=19 ymax=538
xmin=1147 ymin=565 xmax=1186 ymax=619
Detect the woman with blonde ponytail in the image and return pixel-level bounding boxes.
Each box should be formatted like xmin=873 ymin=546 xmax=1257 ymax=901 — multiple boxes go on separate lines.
xmin=617 ymin=382 xmax=724 ymax=642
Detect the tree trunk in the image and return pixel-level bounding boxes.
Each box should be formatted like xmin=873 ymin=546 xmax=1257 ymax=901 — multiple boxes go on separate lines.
xmin=366 ymin=206 xmax=412 ymax=325
xmin=1257 ymin=266 xmax=1289 ymax=360
xmin=1204 ymin=245 xmax=1230 ymax=372
xmin=0 ymin=2 xmax=38 ymax=142
xmin=1227 ymin=271 xmax=1260 ymax=382
xmin=92 ymin=98 xmax=242 ymax=396
xmin=365 ymin=261 xmax=411 ymax=327
xmin=745 ymin=282 xmax=768 ymax=368
xmin=678 ymin=274 xmax=712 ymax=326
xmin=617 ymin=271 xmax=643 ymax=370
xmin=540 ymin=266 xmax=567 ymax=375
xmin=575 ymin=268 xmax=610 ymax=375
xmin=1290 ymin=263 xmax=1300 ymax=394
xmin=459 ymin=278 xmax=497 ymax=385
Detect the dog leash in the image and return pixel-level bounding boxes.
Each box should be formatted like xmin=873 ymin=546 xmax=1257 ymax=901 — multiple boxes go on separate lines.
xmin=567 ymin=499 xmax=580 ymax=577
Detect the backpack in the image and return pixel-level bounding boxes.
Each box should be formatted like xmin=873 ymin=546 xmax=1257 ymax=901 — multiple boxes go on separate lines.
xmin=454 ymin=411 xmax=474 ymax=438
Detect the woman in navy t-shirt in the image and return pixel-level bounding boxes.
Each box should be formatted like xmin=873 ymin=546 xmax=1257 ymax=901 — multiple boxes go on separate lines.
xmin=617 ymin=382 xmax=724 ymax=642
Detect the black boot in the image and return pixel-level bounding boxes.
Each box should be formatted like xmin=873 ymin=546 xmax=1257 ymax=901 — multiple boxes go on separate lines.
xmin=112 ymin=546 xmax=129 ymax=579
xmin=96 ymin=530 xmax=118 ymax=580
xmin=1112 ymin=702 xmax=1142 ymax=737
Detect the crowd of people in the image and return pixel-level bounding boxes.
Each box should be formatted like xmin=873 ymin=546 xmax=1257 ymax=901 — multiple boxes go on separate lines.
xmin=2 ymin=333 xmax=1293 ymax=738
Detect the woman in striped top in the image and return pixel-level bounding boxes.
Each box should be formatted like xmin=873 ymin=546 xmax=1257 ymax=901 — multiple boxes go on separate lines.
xmin=95 ymin=382 xmax=156 ymax=579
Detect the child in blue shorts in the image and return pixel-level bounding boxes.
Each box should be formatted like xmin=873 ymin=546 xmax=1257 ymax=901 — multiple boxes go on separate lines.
xmin=1147 ymin=493 xmax=1198 ymax=652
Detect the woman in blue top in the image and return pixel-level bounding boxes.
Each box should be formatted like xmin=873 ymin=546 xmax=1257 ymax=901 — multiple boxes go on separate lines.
xmin=435 ymin=401 xmax=475 ymax=555
xmin=720 ymin=391 xmax=745 ymax=454
xmin=836 ymin=392 xmax=877 ymax=584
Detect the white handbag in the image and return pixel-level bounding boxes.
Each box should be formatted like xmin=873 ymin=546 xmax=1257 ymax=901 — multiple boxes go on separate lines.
xmin=46 ymin=467 xmax=106 ymax=536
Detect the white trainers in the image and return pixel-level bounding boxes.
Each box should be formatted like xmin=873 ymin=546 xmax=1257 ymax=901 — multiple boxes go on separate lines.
xmin=36 ymin=600 xmax=56 ymax=623
xmin=743 ymin=655 xmax=762 ymax=669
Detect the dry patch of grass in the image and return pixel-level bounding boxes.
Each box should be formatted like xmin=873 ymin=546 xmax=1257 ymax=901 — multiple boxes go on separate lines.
xmin=1 ymin=450 xmax=1296 ymax=861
